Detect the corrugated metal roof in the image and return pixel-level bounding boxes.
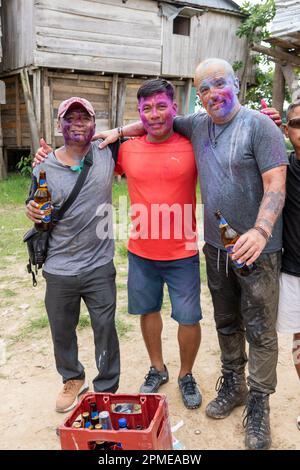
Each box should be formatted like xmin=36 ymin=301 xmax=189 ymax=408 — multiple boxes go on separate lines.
xmin=268 ymin=0 xmax=300 ymax=49
xmin=163 ymin=0 xmax=241 ymax=14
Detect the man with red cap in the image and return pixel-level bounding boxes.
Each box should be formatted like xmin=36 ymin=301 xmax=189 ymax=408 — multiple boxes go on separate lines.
xmin=26 ymin=97 xmax=120 ymax=412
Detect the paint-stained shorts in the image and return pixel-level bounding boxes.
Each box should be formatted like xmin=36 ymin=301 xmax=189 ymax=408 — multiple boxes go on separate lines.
xmin=277 ymin=272 xmax=300 ymax=334
xmin=127 ymin=251 xmax=202 ymax=325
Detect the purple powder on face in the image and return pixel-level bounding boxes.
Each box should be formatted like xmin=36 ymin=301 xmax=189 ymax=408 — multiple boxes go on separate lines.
xmin=60 ymin=110 xmax=95 ymax=145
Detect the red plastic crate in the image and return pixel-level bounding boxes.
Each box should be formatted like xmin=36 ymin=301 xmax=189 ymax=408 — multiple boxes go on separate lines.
xmin=59 ymin=392 xmax=173 ymax=450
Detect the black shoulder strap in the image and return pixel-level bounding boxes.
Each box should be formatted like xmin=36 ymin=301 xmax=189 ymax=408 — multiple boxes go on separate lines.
xmin=52 ymin=147 xmax=93 ymax=225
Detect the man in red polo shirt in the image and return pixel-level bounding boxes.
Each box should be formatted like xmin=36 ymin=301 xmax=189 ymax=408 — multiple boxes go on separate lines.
xmin=115 ymin=79 xmax=202 ymax=409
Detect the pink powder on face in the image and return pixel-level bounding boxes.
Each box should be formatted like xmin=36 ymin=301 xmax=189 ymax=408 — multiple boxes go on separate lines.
xmin=138 ymin=93 xmax=176 ymax=141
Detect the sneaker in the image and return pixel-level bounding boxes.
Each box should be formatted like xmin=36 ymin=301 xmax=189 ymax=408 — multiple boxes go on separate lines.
xmin=206 ymin=372 xmax=248 ymax=419
xmin=243 ymin=390 xmax=272 ymax=450
xmin=139 ymin=365 xmax=169 ymax=393
xmin=55 ymin=378 xmax=89 ymax=413
xmin=178 ymin=373 xmax=202 ymax=409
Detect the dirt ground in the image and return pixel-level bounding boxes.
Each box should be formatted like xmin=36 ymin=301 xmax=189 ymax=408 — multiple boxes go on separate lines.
xmin=0 ymin=259 xmax=299 ymax=451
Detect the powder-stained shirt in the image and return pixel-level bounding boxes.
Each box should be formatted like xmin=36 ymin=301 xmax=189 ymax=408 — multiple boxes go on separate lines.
xmin=174 ymin=107 xmax=289 ymax=253
xmin=28 ymin=140 xmax=118 ymax=275
xmin=115 ymin=133 xmax=198 ymax=260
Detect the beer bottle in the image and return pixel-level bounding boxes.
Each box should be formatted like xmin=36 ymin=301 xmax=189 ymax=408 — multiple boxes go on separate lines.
xmin=81 ymin=411 xmax=90 ymax=428
xmin=72 ymin=421 xmax=82 ymax=429
xmin=34 ymin=170 xmax=52 ymax=231
xmin=91 ymin=414 xmax=100 ymax=427
xmin=90 ymin=402 xmax=98 ymax=418
xmin=215 ymin=210 xmax=256 ymax=276
xmin=99 ymin=411 xmax=113 ymax=430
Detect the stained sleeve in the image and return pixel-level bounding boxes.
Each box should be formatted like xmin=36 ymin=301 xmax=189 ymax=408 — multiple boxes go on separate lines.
xmin=173 ymin=113 xmax=201 ymax=140
xmin=251 ymin=113 xmax=289 ymax=174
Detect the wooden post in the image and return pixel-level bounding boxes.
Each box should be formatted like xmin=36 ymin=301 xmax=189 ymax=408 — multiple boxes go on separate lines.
xmin=281 ymin=63 xmax=300 ymax=102
xmin=0 ymin=109 xmax=6 ymax=180
xmin=110 ymin=74 xmax=118 ymax=128
xmin=252 ymin=43 xmax=300 ymax=67
xmin=42 ymin=69 xmax=53 ymax=147
xmin=33 ymin=69 xmax=42 ymax=134
xmin=20 ymin=69 xmax=40 ymax=153
xmin=15 ymin=75 xmax=21 ymax=147
xmin=239 ymin=48 xmax=250 ymax=105
xmin=272 ymin=62 xmax=285 ymax=116
xmin=184 ymin=78 xmax=192 ymax=115
xmin=175 ymin=85 xmax=181 ymax=113
xmin=116 ymin=78 xmax=126 ymax=126
xmin=0 ymin=79 xmax=5 ymax=179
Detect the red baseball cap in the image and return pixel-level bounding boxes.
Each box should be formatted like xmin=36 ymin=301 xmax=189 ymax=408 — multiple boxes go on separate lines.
xmin=58 ymin=97 xmax=95 ymax=118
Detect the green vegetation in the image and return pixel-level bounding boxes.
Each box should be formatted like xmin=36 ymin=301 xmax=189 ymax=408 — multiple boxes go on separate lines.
xmin=16 ymin=155 xmax=33 ymax=178
xmin=80 ymin=312 xmax=132 ymax=338
xmin=235 ymin=0 xmax=289 ymax=109
xmin=78 ymin=313 xmax=91 ymax=330
xmin=11 ymin=315 xmax=49 ymax=343
xmin=0 ymin=173 xmax=32 ymax=262
xmin=0 ymin=173 xmax=31 ymax=206
xmin=0 ymin=289 xmax=15 ymax=298
xmin=116 ymin=242 xmax=128 ymax=259
xmin=237 ymin=0 xmax=276 ymax=43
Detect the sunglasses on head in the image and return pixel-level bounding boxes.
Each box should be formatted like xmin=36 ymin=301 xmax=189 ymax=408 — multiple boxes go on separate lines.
xmin=287 ymin=118 xmax=300 ymax=129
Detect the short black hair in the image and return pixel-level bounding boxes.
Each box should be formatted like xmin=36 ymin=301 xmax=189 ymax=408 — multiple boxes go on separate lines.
xmin=137 ymin=78 xmax=175 ymax=102
xmin=286 ymin=99 xmax=300 ymax=121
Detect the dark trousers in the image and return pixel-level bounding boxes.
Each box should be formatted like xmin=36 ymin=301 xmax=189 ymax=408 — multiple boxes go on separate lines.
xmin=203 ymin=243 xmax=281 ymax=394
xmin=43 ymin=261 xmax=120 ymax=393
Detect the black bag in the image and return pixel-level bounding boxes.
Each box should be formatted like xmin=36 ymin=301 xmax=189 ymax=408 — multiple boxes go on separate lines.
xmin=23 ymin=147 xmax=93 ymax=286
xmin=23 ymin=228 xmax=49 ymax=286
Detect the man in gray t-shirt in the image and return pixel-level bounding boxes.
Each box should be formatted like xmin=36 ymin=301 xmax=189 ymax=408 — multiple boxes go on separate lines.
xmin=174 ymin=58 xmax=288 ymax=450
xmin=26 ymin=97 xmax=120 ymax=413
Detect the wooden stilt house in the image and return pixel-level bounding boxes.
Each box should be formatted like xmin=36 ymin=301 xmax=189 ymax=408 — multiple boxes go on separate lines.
xmin=0 ymin=0 xmax=250 ymax=177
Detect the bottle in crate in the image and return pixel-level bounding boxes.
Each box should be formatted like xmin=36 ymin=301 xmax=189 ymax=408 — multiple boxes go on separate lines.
xmin=99 ymin=410 xmax=113 ymax=430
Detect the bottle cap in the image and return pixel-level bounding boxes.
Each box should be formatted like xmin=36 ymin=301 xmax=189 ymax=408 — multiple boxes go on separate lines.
xmin=118 ymin=417 xmax=128 ymax=428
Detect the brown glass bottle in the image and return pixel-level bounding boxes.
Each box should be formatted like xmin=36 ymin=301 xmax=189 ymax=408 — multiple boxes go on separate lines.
xmin=34 ymin=170 xmax=52 ymax=231
xmin=215 ymin=210 xmax=256 ymax=276
xmin=81 ymin=411 xmax=90 ymax=428
xmin=72 ymin=421 xmax=82 ymax=429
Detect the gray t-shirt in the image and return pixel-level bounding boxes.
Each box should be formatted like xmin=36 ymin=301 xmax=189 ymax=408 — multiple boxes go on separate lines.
xmin=30 ymin=141 xmax=117 ymax=275
xmin=174 ymin=106 xmax=289 ymax=252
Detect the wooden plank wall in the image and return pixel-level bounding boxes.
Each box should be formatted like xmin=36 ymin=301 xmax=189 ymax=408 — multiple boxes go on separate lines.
xmin=195 ymin=12 xmax=248 ymax=69
xmin=33 ymin=0 xmax=161 ymax=75
xmin=0 ymin=0 xmax=34 ymax=72
xmin=48 ymin=72 xmax=112 ymax=147
xmin=1 ymin=70 xmax=190 ymax=154
xmin=162 ymin=11 xmax=248 ymax=78
xmin=1 ymin=75 xmax=31 ymax=149
xmin=0 ymin=0 xmax=2 ymax=63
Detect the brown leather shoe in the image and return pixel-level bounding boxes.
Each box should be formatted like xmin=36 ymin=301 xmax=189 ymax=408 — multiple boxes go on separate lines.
xmin=55 ymin=379 xmax=89 ymax=413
